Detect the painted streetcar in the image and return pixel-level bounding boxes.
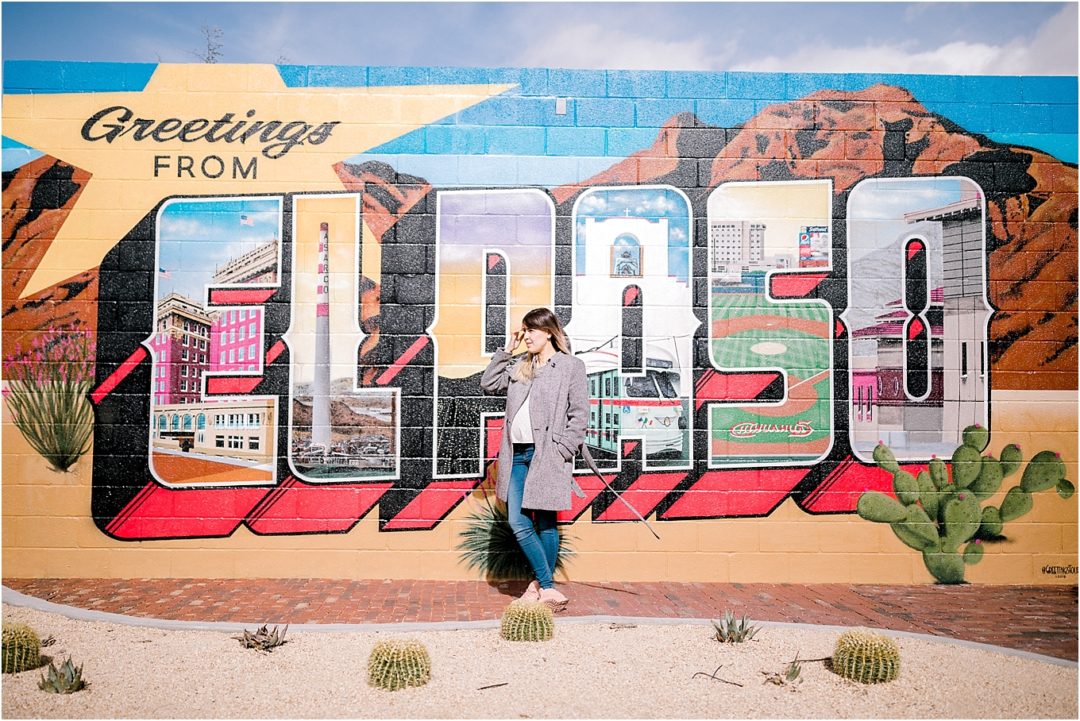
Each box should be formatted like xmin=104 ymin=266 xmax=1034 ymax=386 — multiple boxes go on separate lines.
xmin=576 ymin=338 xmax=690 ymax=461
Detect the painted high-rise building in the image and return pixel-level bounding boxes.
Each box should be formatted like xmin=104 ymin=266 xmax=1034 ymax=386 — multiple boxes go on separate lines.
xmin=311 ymin=222 xmax=332 ymax=452
xmin=205 ymin=238 xmax=276 ymax=374
xmin=151 ymin=293 xmax=212 ymax=405
xmin=708 ymin=220 xmax=765 ymax=271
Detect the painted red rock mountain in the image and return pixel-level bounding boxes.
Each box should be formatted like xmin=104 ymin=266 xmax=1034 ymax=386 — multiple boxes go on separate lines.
xmin=1 ymin=157 xmax=96 ymax=360
xmin=550 ymin=84 xmax=1077 ymax=391
xmin=3 ymin=84 xmax=1076 ymax=389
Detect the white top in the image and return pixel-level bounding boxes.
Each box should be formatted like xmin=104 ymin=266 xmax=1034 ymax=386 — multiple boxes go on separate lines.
xmin=509 ymin=390 xmax=534 ymax=444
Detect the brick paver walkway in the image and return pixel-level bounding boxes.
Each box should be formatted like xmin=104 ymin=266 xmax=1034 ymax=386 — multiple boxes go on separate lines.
xmin=4 ymin=579 xmax=1076 ymax=661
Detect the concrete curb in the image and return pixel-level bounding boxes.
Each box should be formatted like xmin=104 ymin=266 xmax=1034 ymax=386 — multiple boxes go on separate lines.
xmin=4 ymin=585 xmax=1075 ymax=669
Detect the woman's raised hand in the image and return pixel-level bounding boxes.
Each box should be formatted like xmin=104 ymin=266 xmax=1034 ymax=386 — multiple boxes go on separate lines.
xmin=506 ymin=329 xmax=524 ymax=352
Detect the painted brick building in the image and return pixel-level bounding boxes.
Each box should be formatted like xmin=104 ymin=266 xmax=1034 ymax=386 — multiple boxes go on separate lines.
xmin=150 ymin=293 xmax=211 ymax=405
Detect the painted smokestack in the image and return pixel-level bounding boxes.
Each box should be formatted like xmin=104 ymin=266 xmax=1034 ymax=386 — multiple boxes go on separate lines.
xmin=311 ymin=222 xmax=332 ymax=453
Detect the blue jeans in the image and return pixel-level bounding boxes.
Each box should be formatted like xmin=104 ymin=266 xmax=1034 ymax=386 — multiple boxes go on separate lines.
xmin=507 ymin=443 xmax=560 ymax=589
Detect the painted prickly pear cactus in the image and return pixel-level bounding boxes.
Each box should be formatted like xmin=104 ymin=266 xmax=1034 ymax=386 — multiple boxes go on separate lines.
xmin=858 ymin=425 xmax=1074 ymax=584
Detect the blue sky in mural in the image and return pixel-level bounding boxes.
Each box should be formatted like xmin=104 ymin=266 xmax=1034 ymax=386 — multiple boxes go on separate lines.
xmin=574 ymin=188 xmax=691 ymax=283
xmin=846 ymin=178 xmax=967 ymax=261
xmin=2 ymin=2 xmax=1077 ymax=172
xmin=156 ymin=198 xmax=281 ymax=300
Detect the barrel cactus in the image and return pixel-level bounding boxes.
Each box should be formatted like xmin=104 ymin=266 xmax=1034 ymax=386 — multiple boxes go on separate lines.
xmin=367 ymin=639 xmax=431 ymax=691
xmin=500 ymin=601 xmax=554 ymax=642
xmin=831 ymin=628 xmax=900 ymax=684
xmin=857 ymin=425 xmax=1073 ymax=583
xmin=2 ymin=622 xmax=41 ymax=674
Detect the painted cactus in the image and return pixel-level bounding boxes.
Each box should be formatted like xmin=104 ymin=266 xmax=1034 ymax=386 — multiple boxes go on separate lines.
xmin=2 ymin=331 xmax=95 ymax=472
xmin=858 ymin=425 xmax=1074 ymax=584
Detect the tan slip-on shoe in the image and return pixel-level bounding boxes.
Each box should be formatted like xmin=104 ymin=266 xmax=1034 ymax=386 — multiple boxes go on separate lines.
xmin=518 ymin=580 xmax=541 ymax=602
xmin=539 ymin=587 xmax=568 ymax=612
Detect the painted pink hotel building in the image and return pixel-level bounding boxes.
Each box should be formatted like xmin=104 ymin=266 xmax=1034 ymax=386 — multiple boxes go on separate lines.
xmin=150 ymin=297 xmax=265 ymax=405
xmin=209 ymin=307 xmax=263 ymax=375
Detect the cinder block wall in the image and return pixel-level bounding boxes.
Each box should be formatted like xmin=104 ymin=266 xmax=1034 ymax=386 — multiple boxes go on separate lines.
xmin=2 ymin=61 xmax=1076 ymax=584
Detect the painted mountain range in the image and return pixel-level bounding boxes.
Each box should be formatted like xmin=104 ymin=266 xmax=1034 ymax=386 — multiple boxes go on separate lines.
xmin=3 ymin=84 xmax=1076 ymax=389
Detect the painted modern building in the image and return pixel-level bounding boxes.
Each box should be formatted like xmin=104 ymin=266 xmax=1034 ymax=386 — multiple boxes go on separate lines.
xmin=908 ymin=195 xmax=988 ymax=437
xmin=709 ymin=220 xmax=765 ymax=270
xmin=851 ymin=288 xmax=946 ymax=448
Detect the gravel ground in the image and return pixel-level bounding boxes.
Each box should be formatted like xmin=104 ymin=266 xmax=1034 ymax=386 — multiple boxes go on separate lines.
xmin=2 ymin=604 xmax=1076 ymax=719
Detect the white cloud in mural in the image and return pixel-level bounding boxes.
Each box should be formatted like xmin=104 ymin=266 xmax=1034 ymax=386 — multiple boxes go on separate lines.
xmin=848 ymin=179 xmax=964 ymax=221
xmin=632 ymin=194 xmax=680 ymax=216
xmin=159 ymin=215 xmax=275 ymax=249
xmin=577 ymin=193 xmax=609 ymax=213
xmin=734 ymin=3 xmax=1076 ymax=75
xmin=158 ymin=215 xmax=212 ymax=240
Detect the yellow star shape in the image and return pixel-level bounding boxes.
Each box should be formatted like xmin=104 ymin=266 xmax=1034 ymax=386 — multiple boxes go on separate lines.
xmin=3 ymin=64 xmax=514 ymax=298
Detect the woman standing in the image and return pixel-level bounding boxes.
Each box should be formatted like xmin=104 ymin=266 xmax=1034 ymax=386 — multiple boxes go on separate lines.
xmin=480 ymin=307 xmax=589 ymax=611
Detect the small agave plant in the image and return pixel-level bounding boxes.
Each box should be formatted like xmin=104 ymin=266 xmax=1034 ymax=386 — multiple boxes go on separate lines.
xmin=763 ymin=655 xmax=803 ymax=686
xmin=233 ymin=624 xmax=288 ymax=652
xmin=783 ymin=655 xmax=803 ymax=684
xmin=711 ymin=610 xmax=759 ymax=643
xmin=38 ymin=658 xmax=86 ymax=694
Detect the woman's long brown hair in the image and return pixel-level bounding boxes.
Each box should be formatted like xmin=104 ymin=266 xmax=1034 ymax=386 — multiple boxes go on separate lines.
xmin=511 ymin=307 xmax=571 ymax=381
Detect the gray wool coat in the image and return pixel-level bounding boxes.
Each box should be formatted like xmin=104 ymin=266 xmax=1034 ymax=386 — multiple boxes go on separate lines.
xmin=480 ymin=349 xmax=589 ymax=511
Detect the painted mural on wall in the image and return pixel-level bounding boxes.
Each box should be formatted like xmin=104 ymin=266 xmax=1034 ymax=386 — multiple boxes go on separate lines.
xmin=2 ymin=62 xmax=1076 ymax=544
